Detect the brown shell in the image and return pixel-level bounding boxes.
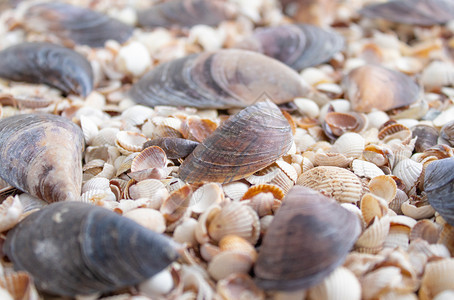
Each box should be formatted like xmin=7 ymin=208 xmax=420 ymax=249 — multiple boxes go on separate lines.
xmin=235 ymin=23 xmax=344 ymax=71
xmin=24 ymin=2 xmax=133 ymax=47
xmin=412 ymin=124 xmax=439 ymax=153
xmin=179 ymin=100 xmax=293 ymax=183
xmin=343 ymin=65 xmax=420 ymax=113
xmin=359 ymin=0 xmax=454 ymax=26
xmin=137 ymin=0 xmax=238 ymax=28
xmin=254 ymin=186 xmax=361 ymax=291
xmin=143 ymin=137 xmax=199 ymax=159
xmin=0 ymin=114 xmax=84 ymax=203
xmin=129 ymin=49 xmax=310 ymax=109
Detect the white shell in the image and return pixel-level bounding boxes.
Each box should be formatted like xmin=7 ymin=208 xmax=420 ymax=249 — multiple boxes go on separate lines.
xmin=138 ymin=268 xmax=174 ymax=297
xmin=189 ymin=183 xmax=224 ymax=214
xmin=352 ymin=159 xmax=385 ymax=179
xmin=0 ymin=196 xmax=23 ymax=232
xmin=123 ymin=208 xmax=166 ymax=233
xmin=207 ymin=251 xmax=253 ymax=281
xmin=393 ymin=159 xmax=422 ymax=192
xmin=331 ymin=132 xmax=365 ymax=158
xmin=355 ymin=215 xmax=390 ymax=253
xmin=307 ymin=267 xmax=361 ymax=300
xmin=173 ymin=218 xmax=198 ymax=246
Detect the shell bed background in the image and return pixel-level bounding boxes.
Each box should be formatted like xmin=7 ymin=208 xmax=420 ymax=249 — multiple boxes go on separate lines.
xmin=0 ymin=0 xmax=453 ymax=299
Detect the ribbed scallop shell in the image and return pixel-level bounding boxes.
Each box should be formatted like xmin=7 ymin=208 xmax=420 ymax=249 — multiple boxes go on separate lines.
xmin=355 ymin=216 xmax=390 ymax=254
xmin=331 ymin=132 xmax=365 ymax=159
xmin=393 ymin=159 xmax=423 ymax=193
xmin=410 ymin=219 xmax=441 ymax=244
xmin=368 ymin=175 xmax=397 ymax=203
xmin=352 ymin=159 xmax=385 ymax=179
xmin=254 ymin=186 xmax=361 ymax=291
xmin=419 ymin=259 xmax=454 ymax=300
xmin=179 ymin=101 xmax=293 ymax=183
xmin=297 ymin=166 xmax=363 ymax=204
xmin=307 ymin=267 xmax=361 ymax=300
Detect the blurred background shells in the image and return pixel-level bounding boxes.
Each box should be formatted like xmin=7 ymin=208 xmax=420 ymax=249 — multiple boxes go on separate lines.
xmin=254 ymin=186 xmax=361 ymax=291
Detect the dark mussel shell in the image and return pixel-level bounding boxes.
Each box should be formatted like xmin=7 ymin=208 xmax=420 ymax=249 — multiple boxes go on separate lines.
xmin=412 ymin=124 xmax=439 ymax=153
xmin=254 ymin=186 xmax=361 ymax=290
xmin=143 ymin=137 xmax=199 ymax=159
xmin=235 ymin=23 xmax=344 ymax=70
xmin=130 ymin=49 xmax=309 ymax=109
xmin=179 ymin=100 xmax=293 ymax=183
xmin=24 ymin=2 xmax=133 ymax=48
xmin=0 ymin=42 xmax=93 ymax=97
xmin=137 ymin=0 xmax=237 ymax=28
xmin=3 ymin=202 xmax=180 ymax=297
xmin=0 ymin=114 xmax=84 ymax=203
xmin=424 ymin=157 xmax=454 ymax=226
xmin=439 ymin=120 xmax=454 ymax=147
xmin=359 ymin=0 xmax=454 ymax=26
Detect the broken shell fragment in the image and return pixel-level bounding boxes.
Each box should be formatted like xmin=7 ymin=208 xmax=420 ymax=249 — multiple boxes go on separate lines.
xmin=24 ymin=2 xmax=133 ymax=47
xmin=0 ymin=114 xmax=84 ymax=203
xmin=179 ymin=101 xmax=293 ymax=183
xmin=0 ymin=42 xmax=93 ymax=96
xmin=130 ymin=49 xmax=310 ymax=109
xmin=254 ymin=186 xmax=361 ymax=291
xmin=343 ymin=65 xmax=420 ymax=113
xmin=3 ymin=202 xmax=180 ymax=297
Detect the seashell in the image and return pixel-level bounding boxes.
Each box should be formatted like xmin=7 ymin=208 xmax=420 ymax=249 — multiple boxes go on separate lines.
xmin=222 ymin=181 xmax=249 ymax=202
xmin=360 ymin=193 xmax=388 ymax=225
xmin=307 ymin=267 xmax=361 ymax=300
xmin=24 ymin=2 xmax=133 ymax=47
xmin=368 ymin=175 xmax=397 ymax=203
xmin=3 ymin=202 xmax=180 ymax=297
xmin=18 ymin=193 xmax=47 ymax=213
xmin=439 ymin=120 xmax=454 ymax=147
xmin=208 ymin=202 xmax=260 ymax=244
xmin=138 ymin=268 xmax=176 ymax=297
xmin=323 ymin=112 xmax=366 ymax=138
xmin=130 ymin=50 xmax=310 ymax=109
xmin=0 ymin=42 xmax=93 ymax=97
xmin=360 ymin=267 xmax=403 ymax=300
xmin=82 ymin=177 xmax=111 ymax=194
xmin=0 ymin=114 xmax=84 ymax=203
xmin=129 ymin=146 xmax=168 ymax=181
xmin=412 ymin=124 xmax=439 ymax=153
xmin=297 ymin=166 xmax=363 ymax=204
xmin=383 ymin=224 xmax=412 ymax=250
xmin=160 ymin=185 xmax=192 ymax=224
xmin=379 ymin=123 xmax=412 ymax=145
xmin=217 ymin=273 xmax=265 ymax=300
xmin=137 ymin=0 xmax=238 ymax=28
xmin=241 ymin=184 xmax=284 ymax=201
xmin=401 ymin=201 xmax=436 ymax=220
xmin=352 ymin=159 xmax=385 ymax=179
xmin=438 ymin=223 xmax=454 ymax=256
xmin=410 ymin=219 xmax=441 ymax=244
xmin=422 ymin=144 xmax=453 ymax=160
xmin=235 ymin=23 xmax=344 ymax=71
xmin=123 ymin=208 xmax=166 ymax=233
xmin=425 ymin=157 xmax=454 ymax=226
xmin=359 ymin=0 xmax=454 ymax=26
xmin=200 ymin=242 xmax=222 ymax=262
xmin=115 ymin=131 xmax=148 ymax=155
xmin=181 ymin=116 xmax=217 ymax=143
xmin=343 ymin=65 xmax=420 ymax=113
xmin=355 ymin=216 xmax=390 ymax=254
xmin=393 ymin=159 xmax=423 ymax=193
xmin=80 ymin=189 xmax=117 ymax=205
xmin=0 ymin=271 xmax=39 ymax=300
xmin=143 ymin=138 xmax=199 ymax=159
xmin=121 ymin=105 xmax=154 ymax=127
xmin=314 ymin=152 xmax=353 ymax=168
xmin=330 ymin=132 xmax=365 ymax=159
xmin=208 ymin=251 xmax=254 ymax=281
xmin=189 ymin=183 xmax=224 ymax=214
xmin=254 ymin=186 xmax=361 ymax=291
xmin=0 ymin=195 xmax=23 ymax=232
xmin=173 ymin=218 xmax=198 ymax=246
xmin=179 ymin=101 xmax=293 ymax=183
xmin=363 ymin=144 xmax=394 ymax=167
xmin=219 ymin=235 xmax=257 ymax=261
xmin=127 ymin=179 xmax=169 ymax=209
xmin=419 ymin=259 xmax=454 ymax=300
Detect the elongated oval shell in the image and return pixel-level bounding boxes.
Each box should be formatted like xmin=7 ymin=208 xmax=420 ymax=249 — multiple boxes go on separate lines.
xmin=179 ymin=101 xmax=293 ymax=183
xmin=130 ymin=49 xmax=310 ymax=109
xmin=143 ymin=138 xmax=199 ymax=159
xmin=24 ymin=2 xmax=133 ymax=47
xmin=425 ymin=157 xmax=454 ymax=226
xmin=0 ymin=114 xmax=84 ymax=203
xmin=3 ymin=202 xmax=180 ymax=297
xmin=343 ymin=65 xmax=420 ymax=113
xmin=254 ymin=186 xmax=361 ymax=291
xmin=0 ymin=42 xmax=93 ymax=96
xmin=235 ymin=23 xmax=344 ymax=70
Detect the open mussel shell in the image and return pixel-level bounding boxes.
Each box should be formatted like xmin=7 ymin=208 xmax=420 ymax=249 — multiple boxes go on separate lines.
xmin=24 ymin=2 xmax=133 ymax=47
xmin=129 ymin=49 xmax=310 ymax=109
xmin=138 ymin=0 xmax=237 ymax=28
xmin=359 ymin=0 xmax=454 ymax=26
xmin=343 ymin=64 xmax=420 ymax=113
xmin=235 ymin=23 xmax=344 ymax=71
xmin=0 ymin=42 xmax=93 ymax=97
xmin=424 ymin=157 xmax=454 ymax=226
xmin=3 ymin=202 xmax=179 ymax=297
xmin=0 ymin=114 xmax=84 ymax=203
xmin=179 ymin=100 xmax=293 ymax=183
xmin=254 ymin=186 xmax=361 ymax=291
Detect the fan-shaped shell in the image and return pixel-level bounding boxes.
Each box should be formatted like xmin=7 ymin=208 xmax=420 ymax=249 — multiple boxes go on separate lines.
xmin=359 ymin=0 xmax=454 ymax=26
xmin=235 ymin=23 xmax=344 ymax=70
xmin=425 ymin=157 xmax=454 ymax=226
xmin=343 ymin=65 xmax=420 ymax=113
xmin=24 ymin=2 xmax=133 ymax=47
xmin=254 ymin=186 xmax=361 ymax=291
xmin=3 ymin=202 xmax=180 ymax=297
xmin=0 ymin=114 xmax=84 ymax=203
xmin=129 ymin=49 xmax=310 ymax=109
xmin=179 ymin=101 xmax=293 ymax=183
xmin=137 ymin=0 xmax=238 ymax=28
xmin=0 ymin=42 xmax=93 ymax=97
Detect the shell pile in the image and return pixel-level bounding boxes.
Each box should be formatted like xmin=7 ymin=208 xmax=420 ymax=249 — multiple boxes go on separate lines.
xmin=0 ymin=0 xmax=453 ymax=299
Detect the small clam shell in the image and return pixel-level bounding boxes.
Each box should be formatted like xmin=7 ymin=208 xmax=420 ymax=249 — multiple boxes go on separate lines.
xmin=241 ymin=184 xmax=284 ymax=201
xmin=330 ymin=132 xmax=365 ymax=159
xmin=355 ymin=215 xmax=390 ymax=254
xmin=401 ymin=201 xmax=435 ymax=220
xmin=254 ymin=186 xmax=361 ymax=291
xmin=393 ymin=159 xmax=423 ymax=193
xmin=379 ymin=123 xmax=412 ymax=144
xmin=419 ymin=259 xmax=454 ymax=300
xmin=217 ymin=273 xmax=265 ymax=300
xmin=219 ymin=235 xmax=257 ymax=261
xmin=208 ymin=251 xmax=254 ymax=281
xmin=363 ymin=144 xmax=393 ymax=167
xmin=352 ymin=159 xmax=385 ymax=179
xmin=0 ymin=42 xmax=93 ymax=96
xmin=82 ymin=177 xmax=110 ymax=194
xmin=160 ymin=185 xmax=192 ymax=223
xmin=189 ymin=183 xmax=224 ymax=214
xmin=307 ymin=267 xmax=361 ymax=300
xmin=143 ymin=138 xmax=199 ymax=159
xmin=368 ymin=175 xmax=397 ymax=203
xmin=222 ymin=181 xmax=249 ymax=202
xmin=410 ymin=220 xmax=441 ymax=244
xmin=314 ymin=152 xmax=353 ymax=168
xmin=360 ymin=193 xmax=388 ymax=225
xmin=123 ymin=208 xmax=166 ymax=233
xmin=181 ymin=116 xmax=217 ymax=142
xmin=131 ymin=146 xmax=167 ymax=172
xmin=173 ymin=218 xmax=198 ymax=246
xmin=0 ymin=196 xmax=23 ymax=232
xmin=412 ymin=124 xmax=439 ymax=153
xmin=297 ymin=166 xmax=363 ymax=204
xmin=383 ymin=224 xmax=411 ymax=250
xmin=115 ymin=131 xmax=148 ymax=155
xmin=343 ymin=65 xmax=420 ymax=113
xmin=323 ymin=112 xmax=360 ymax=138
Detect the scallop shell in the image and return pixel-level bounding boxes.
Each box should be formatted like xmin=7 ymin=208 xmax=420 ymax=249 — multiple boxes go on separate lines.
xmin=189 ymin=183 xmax=224 ymax=214
xmin=360 ymin=193 xmax=388 ymax=225
xmin=0 ymin=114 xmax=84 ymax=203
xmin=0 ymin=42 xmax=93 ymax=96
xmin=410 ymin=219 xmax=441 ymax=244
xmin=254 ymin=186 xmax=361 ymax=291
xmin=222 ymin=181 xmax=249 ymax=202
xmin=297 ymin=166 xmax=363 ymax=204
xmin=314 ymin=152 xmax=353 ymax=168
xmin=130 ymin=50 xmax=310 ymax=109
xmin=352 ymin=159 xmax=385 ymax=179
xmin=401 ymin=201 xmax=435 ymax=220
xmin=115 ymin=131 xmax=148 ymax=155
xmin=368 ymin=175 xmax=397 ymax=203
xmin=0 ymin=196 xmax=23 ymax=233
xmin=218 ymin=235 xmax=257 ymax=261
xmin=307 ymin=267 xmax=361 ymax=300
xmin=355 ymin=215 xmax=390 ymax=254
xmin=179 ymin=101 xmax=293 ymax=183
xmin=343 ymin=65 xmax=420 ymax=113
xmin=393 ymin=159 xmax=423 ymax=193
xmin=208 ymin=251 xmax=254 ymax=281
xmin=379 ymin=123 xmax=412 ymax=144
xmin=330 ymin=132 xmax=365 ymax=159
xmin=419 ymin=259 xmax=454 ymax=300
xmin=216 ymin=273 xmax=265 ymax=300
